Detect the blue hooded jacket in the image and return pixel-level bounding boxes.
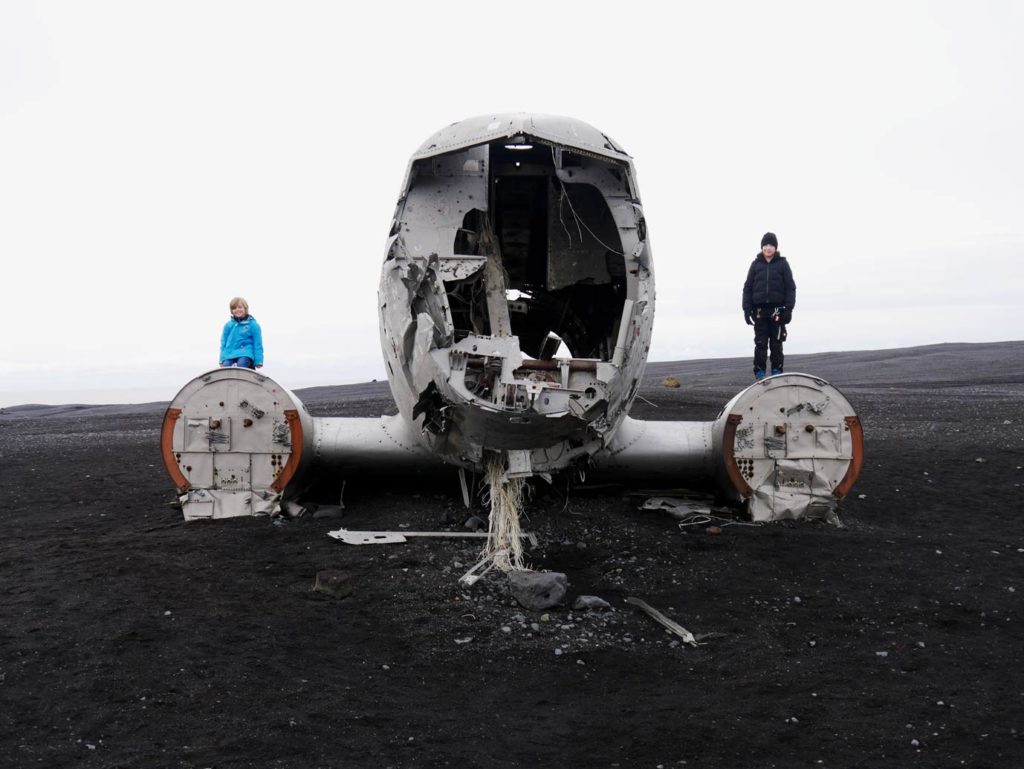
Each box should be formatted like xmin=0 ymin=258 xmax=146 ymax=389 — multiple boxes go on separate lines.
xmin=220 ymin=315 xmax=264 ymax=366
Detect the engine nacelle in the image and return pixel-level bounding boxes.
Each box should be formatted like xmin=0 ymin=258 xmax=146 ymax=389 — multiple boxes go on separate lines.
xmin=161 ymin=368 xmax=313 ymax=520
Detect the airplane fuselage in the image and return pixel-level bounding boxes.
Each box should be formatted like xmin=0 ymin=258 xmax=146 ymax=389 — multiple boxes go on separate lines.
xmin=378 ymin=114 xmax=654 ymax=475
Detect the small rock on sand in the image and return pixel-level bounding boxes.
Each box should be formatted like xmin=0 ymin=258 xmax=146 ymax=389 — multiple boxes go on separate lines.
xmin=509 ymin=571 xmax=568 ymax=611
xmin=312 ymin=505 xmax=344 ymax=519
xmin=314 ymin=570 xmax=353 ymax=599
xmin=573 ymin=595 xmax=611 ymax=611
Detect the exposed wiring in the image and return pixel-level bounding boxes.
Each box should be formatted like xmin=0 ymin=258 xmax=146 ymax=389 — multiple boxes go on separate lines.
xmin=560 ymin=182 xmax=625 ymax=256
xmin=549 ymin=147 xmax=625 ymax=257
xmin=551 ymin=145 xmax=578 ymax=248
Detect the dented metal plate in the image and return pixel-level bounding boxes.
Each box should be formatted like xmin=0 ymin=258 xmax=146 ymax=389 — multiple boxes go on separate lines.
xmin=715 ymin=373 xmax=863 ymax=521
xmin=162 ymin=368 xmax=312 ymax=520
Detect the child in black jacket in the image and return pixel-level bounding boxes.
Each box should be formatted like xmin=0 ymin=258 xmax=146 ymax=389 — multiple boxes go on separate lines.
xmin=742 ymin=232 xmax=796 ymax=379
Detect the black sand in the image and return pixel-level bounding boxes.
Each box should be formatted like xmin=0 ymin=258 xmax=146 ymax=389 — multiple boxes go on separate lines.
xmin=2 ymin=341 xmax=1022 ymax=768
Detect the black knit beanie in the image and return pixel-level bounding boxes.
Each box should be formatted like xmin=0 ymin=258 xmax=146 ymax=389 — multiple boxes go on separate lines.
xmin=761 ymin=232 xmax=778 ymax=249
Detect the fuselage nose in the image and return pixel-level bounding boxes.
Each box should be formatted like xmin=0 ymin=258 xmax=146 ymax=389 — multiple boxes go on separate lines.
xmin=378 ymin=115 xmax=654 ymax=470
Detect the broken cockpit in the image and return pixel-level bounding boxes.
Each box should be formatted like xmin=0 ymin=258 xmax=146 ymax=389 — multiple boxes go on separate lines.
xmin=379 ymin=124 xmax=654 ymax=469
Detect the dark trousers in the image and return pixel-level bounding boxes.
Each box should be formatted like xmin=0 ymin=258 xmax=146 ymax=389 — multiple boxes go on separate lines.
xmin=753 ymin=307 xmax=786 ymax=373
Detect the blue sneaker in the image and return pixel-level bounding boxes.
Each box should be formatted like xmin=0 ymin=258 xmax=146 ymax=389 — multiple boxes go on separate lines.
xmin=771 ymin=368 xmax=782 ymax=376
xmin=754 ymin=369 xmax=766 ymax=381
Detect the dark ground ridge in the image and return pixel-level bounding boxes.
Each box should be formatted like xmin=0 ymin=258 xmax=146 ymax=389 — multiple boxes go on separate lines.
xmin=4 ymin=340 xmax=1020 ymax=419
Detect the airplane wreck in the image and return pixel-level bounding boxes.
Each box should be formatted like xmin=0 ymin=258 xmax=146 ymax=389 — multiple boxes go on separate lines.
xmin=161 ymin=114 xmax=863 ymax=531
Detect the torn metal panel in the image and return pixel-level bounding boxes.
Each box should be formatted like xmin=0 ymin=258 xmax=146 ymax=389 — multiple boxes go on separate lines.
xmin=505 ymin=449 xmax=532 ymax=479
xmin=211 ymin=489 xmax=252 ymax=518
xmin=411 ymin=312 xmax=440 ymax=394
xmin=528 ymin=438 xmax=601 ymax=474
xmin=327 ymin=529 xmax=539 ymax=547
xmin=180 ymin=491 xmax=213 ymax=521
xmin=253 ymin=490 xmax=283 ymax=516
xmin=447 ymin=401 xmax=584 ymax=451
xmin=398 ymin=168 xmax=487 ymax=262
xmin=748 ymin=483 xmax=838 ymax=523
xmin=436 ymin=256 xmax=487 ymax=282
xmin=180 ymin=488 xmax=283 ymax=521
xmin=329 ymin=530 xmax=408 ymax=545
xmin=626 ymin=598 xmax=700 ymax=647
xmin=641 ymin=497 xmax=713 ymax=518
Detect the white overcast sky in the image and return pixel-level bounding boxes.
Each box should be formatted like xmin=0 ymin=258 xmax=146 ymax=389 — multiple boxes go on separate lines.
xmin=1 ymin=1 xmax=1021 ymax=407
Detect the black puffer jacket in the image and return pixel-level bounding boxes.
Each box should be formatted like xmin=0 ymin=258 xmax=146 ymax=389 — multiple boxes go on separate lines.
xmin=742 ymin=253 xmax=796 ymax=311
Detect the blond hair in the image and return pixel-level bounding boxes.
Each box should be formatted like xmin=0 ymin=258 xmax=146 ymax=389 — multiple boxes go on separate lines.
xmin=229 ymin=296 xmax=249 ymax=312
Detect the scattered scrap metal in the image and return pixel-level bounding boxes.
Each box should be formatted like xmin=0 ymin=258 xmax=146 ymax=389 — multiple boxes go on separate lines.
xmin=327 ymin=528 xmax=539 ymax=548
xmin=640 ymin=496 xmax=762 ymax=530
xmin=626 ymin=597 xmax=701 ymax=648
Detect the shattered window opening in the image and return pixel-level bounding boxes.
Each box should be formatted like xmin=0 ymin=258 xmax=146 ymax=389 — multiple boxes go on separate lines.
xmin=437 ymin=138 xmax=629 ymax=361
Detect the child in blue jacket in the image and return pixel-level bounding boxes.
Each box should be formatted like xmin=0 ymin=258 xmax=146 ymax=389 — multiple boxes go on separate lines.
xmin=220 ymin=297 xmax=264 ymax=369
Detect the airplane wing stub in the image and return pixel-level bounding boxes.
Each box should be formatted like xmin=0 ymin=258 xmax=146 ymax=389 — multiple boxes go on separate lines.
xmin=591 ymin=374 xmax=863 ymax=521
xmin=712 ymin=374 xmax=864 ymax=522
xmin=163 ymin=369 xmax=314 ymax=520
